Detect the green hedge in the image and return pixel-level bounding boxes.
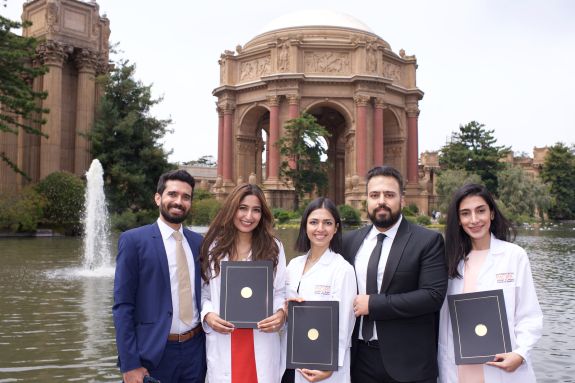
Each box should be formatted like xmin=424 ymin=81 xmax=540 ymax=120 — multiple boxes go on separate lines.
xmin=338 ymin=204 xmax=361 ymax=226
xmin=0 ymin=187 xmax=46 ymax=232
xmin=191 ymin=198 xmax=222 ymax=226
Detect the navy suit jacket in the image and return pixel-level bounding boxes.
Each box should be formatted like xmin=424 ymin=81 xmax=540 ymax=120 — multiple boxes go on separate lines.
xmin=341 ymin=218 xmax=447 ymax=382
xmin=113 ymin=222 xmax=204 ymax=372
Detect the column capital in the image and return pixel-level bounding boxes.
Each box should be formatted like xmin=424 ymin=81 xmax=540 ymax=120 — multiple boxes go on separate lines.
xmin=406 ymin=104 xmax=420 ymax=117
xmin=37 ymin=40 xmax=68 ymax=66
xmin=218 ymin=101 xmax=236 ymax=113
xmin=286 ymin=94 xmax=300 ymax=105
xmin=267 ymin=95 xmax=281 ymax=106
xmin=353 ymin=94 xmax=371 ymax=107
xmin=374 ymin=97 xmax=386 ymax=109
xmin=75 ymin=49 xmax=98 ymax=72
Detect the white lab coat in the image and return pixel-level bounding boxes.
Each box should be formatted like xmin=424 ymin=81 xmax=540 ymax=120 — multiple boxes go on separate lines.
xmin=438 ymin=235 xmax=543 ymax=383
xmin=201 ymin=239 xmax=287 ymax=383
xmin=283 ymin=249 xmax=357 ymax=383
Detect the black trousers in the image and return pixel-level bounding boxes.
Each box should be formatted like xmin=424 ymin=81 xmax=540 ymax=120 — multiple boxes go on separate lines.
xmin=351 ymin=342 xmax=436 ymax=383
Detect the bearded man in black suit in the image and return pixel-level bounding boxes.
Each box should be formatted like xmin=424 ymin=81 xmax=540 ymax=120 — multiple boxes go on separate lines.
xmin=342 ymin=166 xmax=447 ymax=383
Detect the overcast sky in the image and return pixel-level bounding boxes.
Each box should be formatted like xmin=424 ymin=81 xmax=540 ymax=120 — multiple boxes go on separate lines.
xmin=4 ymin=0 xmax=574 ymax=163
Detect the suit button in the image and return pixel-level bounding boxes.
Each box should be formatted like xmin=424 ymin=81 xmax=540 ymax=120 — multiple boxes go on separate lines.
xmin=168 ymin=312 xmax=173 ymax=317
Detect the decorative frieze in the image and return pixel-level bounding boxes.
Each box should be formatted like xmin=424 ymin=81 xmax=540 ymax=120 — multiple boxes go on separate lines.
xmin=383 ymin=61 xmax=401 ymax=82
xmin=277 ymin=38 xmax=290 ymax=72
xmin=240 ymin=56 xmax=271 ymax=82
xmin=304 ymin=51 xmax=350 ymax=74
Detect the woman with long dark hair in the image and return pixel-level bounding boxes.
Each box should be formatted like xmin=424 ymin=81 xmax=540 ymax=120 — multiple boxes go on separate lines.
xmin=282 ymin=197 xmax=356 ymax=383
xmin=438 ymin=184 xmax=543 ymax=383
xmin=200 ymin=183 xmax=287 ymax=383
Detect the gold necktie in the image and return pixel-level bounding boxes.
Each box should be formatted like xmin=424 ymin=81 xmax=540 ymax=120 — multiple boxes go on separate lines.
xmin=172 ymin=231 xmax=194 ymax=326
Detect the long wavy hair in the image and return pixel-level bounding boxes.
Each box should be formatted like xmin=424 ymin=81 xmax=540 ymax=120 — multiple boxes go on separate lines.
xmin=200 ymin=183 xmax=279 ymax=282
xmin=445 ymin=183 xmax=515 ymax=279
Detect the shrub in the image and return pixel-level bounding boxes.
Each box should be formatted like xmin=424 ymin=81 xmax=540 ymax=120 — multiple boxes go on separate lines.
xmin=112 ymin=209 xmax=157 ymax=232
xmin=273 ymin=208 xmax=291 ymax=224
xmin=35 ymin=171 xmax=85 ymax=235
xmin=0 ymin=187 xmax=46 ymax=232
xmin=338 ymin=204 xmax=361 ymax=226
xmin=191 ymin=198 xmax=221 ymax=226
xmin=415 ymin=215 xmax=432 ymax=226
xmin=402 ymin=203 xmax=419 ymax=216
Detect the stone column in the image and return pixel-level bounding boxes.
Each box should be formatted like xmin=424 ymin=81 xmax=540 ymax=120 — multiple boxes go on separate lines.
xmin=38 ymin=41 xmax=67 ymax=179
xmin=373 ymin=97 xmax=385 ymax=166
xmin=74 ymin=49 xmax=97 ymax=176
xmin=222 ymin=102 xmax=235 ymax=183
xmin=406 ymin=104 xmax=420 ymax=183
xmin=354 ymin=95 xmax=370 ymax=177
xmin=216 ymin=106 xmax=224 ymax=178
xmin=267 ymin=96 xmax=280 ymax=180
xmin=287 ymin=94 xmax=299 ymax=119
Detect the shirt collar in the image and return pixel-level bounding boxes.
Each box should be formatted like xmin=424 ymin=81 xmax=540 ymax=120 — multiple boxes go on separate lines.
xmin=157 ymin=217 xmax=183 ymax=240
xmin=367 ymin=214 xmax=403 ymax=241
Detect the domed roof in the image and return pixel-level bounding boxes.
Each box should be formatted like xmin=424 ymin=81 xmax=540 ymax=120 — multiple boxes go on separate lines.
xmin=257 ymin=9 xmax=374 ymax=35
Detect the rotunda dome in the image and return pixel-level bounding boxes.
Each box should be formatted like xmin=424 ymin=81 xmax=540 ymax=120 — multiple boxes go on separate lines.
xmin=257 ymin=9 xmax=374 ymax=35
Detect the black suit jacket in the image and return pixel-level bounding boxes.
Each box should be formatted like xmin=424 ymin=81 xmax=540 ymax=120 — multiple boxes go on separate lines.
xmin=342 ymin=217 xmax=447 ymax=382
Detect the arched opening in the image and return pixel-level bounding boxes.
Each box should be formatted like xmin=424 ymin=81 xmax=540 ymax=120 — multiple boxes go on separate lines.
xmin=237 ymin=106 xmax=269 ymax=184
xmin=306 ymin=105 xmax=348 ymax=206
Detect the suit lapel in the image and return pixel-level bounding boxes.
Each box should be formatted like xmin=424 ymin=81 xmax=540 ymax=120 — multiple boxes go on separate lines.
xmin=151 ymin=222 xmax=171 ymax=293
xmin=380 ymin=218 xmax=412 ymax=293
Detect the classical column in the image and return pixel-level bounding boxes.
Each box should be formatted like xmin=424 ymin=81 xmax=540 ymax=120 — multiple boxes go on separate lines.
xmin=373 ymin=97 xmax=385 ymax=166
xmin=38 ymin=41 xmax=67 ymax=179
xmin=267 ymin=96 xmax=280 ymax=180
xmin=74 ymin=49 xmax=98 ymax=176
xmin=406 ymin=105 xmax=420 ymax=183
xmin=287 ymin=94 xmax=300 ymax=119
xmin=222 ymin=102 xmax=235 ymax=183
xmin=354 ymin=95 xmax=370 ymax=177
xmin=216 ymin=106 xmax=224 ymax=178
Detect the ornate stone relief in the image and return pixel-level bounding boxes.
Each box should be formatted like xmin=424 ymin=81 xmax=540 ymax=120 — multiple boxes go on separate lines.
xmin=46 ymin=2 xmax=60 ymax=33
xmin=240 ymin=56 xmax=271 ymax=82
xmin=383 ymin=62 xmax=401 ymax=82
xmin=277 ymin=38 xmax=290 ymax=72
xmin=366 ymin=41 xmax=378 ymax=73
xmin=304 ymin=51 xmax=350 ymax=74
xmin=37 ymin=40 xmax=68 ymax=65
xmin=353 ymin=94 xmax=371 ymax=106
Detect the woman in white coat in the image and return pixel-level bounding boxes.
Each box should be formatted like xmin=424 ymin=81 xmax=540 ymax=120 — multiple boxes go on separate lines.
xmin=438 ymin=184 xmax=543 ymax=383
xmin=200 ymin=184 xmax=287 ymax=383
xmin=282 ymin=197 xmax=357 ymax=383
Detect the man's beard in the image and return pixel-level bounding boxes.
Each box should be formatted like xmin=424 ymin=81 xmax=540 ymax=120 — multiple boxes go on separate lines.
xmin=368 ymin=204 xmax=401 ymax=229
xmin=160 ymin=203 xmax=189 ymax=224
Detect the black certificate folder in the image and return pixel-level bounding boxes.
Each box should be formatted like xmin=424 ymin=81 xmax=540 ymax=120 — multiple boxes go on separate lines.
xmin=287 ymin=301 xmax=339 ymax=371
xmin=220 ymin=260 xmax=273 ymax=328
xmin=448 ymin=289 xmax=512 ymax=365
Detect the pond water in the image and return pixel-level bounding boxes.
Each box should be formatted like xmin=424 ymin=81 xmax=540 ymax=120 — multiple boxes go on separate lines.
xmin=0 ymin=223 xmax=573 ymax=382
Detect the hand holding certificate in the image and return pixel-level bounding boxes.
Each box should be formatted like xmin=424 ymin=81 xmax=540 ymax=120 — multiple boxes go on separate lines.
xmin=448 ymin=289 xmax=512 ymax=365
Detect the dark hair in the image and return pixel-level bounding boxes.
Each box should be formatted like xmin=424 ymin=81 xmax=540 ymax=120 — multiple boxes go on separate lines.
xmin=156 ymin=170 xmax=195 ymax=195
xmin=295 ymin=197 xmax=343 ymax=254
xmin=366 ymin=165 xmax=404 ymax=194
xmin=445 ymin=183 xmax=515 ymax=278
xmin=200 ymin=183 xmax=279 ymax=282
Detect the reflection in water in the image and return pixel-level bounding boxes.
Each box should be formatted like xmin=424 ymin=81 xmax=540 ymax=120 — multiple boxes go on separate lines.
xmin=0 ymin=225 xmax=573 ymax=382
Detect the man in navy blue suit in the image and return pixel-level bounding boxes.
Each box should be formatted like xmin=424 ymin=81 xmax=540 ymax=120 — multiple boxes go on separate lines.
xmin=113 ymin=170 xmax=206 ymax=383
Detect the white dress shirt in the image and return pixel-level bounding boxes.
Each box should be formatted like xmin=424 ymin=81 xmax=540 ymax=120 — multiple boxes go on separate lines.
xmin=156 ymin=218 xmax=199 ymax=333
xmin=354 ymin=216 xmax=402 ymax=340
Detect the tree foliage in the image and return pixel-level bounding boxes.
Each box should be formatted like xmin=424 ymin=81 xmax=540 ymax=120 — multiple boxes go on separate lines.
xmin=0 ymin=14 xmax=48 ymax=178
xmin=439 ymin=121 xmax=510 ymax=194
xmin=35 ymin=171 xmax=85 ymax=234
xmin=0 ymin=186 xmax=45 ymax=232
xmin=183 ymin=155 xmax=216 ymax=167
xmin=436 ymin=169 xmax=481 ymax=213
xmin=497 ymin=165 xmax=551 ymax=222
xmin=540 ymin=143 xmax=575 ymax=220
xmin=90 ymin=60 xmax=175 ymax=214
xmin=276 ymin=113 xmax=330 ymax=209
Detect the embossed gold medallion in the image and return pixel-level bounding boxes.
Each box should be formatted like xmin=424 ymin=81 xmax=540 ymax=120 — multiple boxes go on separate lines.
xmin=241 ymin=286 xmax=253 ymax=299
xmin=475 ymin=323 xmax=488 ymax=337
xmin=307 ymin=328 xmax=319 ymax=341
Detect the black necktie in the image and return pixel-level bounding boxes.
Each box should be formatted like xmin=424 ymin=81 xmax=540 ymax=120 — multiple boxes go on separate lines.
xmin=363 ymin=233 xmax=386 ymax=341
